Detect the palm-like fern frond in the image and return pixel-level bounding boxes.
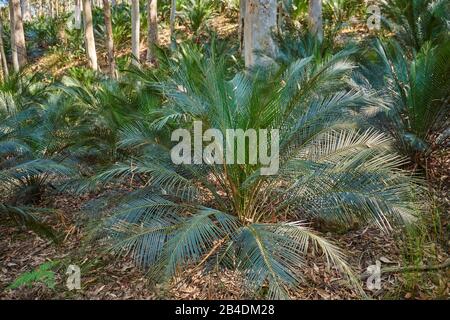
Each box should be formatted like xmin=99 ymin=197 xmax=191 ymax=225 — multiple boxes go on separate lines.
xmin=86 ymin=44 xmax=423 ymax=298
xmin=368 ymin=39 xmax=450 ymax=156
xmin=381 ymin=0 xmax=450 ymax=51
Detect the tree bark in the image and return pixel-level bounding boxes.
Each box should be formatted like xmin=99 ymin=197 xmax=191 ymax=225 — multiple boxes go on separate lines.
xmin=239 ymin=0 xmax=245 ymax=55
xmin=74 ymin=0 xmax=82 ymax=29
xmin=21 ymin=0 xmax=32 ymax=21
xmin=0 ymin=21 xmax=9 ymax=79
xmin=146 ymin=0 xmax=158 ymax=64
xmin=10 ymin=0 xmax=27 ymax=72
xmin=82 ymin=0 xmax=98 ymax=70
xmin=131 ymin=0 xmax=140 ymax=66
xmin=308 ymin=0 xmax=323 ymax=40
xmin=169 ymin=0 xmax=176 ymax=50
xmin=9 ymin=1 xmax=19 ymax=72
xmin=243 ymin=0 xmax=277 ymax=68
xmin=103 ymin=0 xmax=117 ymax=78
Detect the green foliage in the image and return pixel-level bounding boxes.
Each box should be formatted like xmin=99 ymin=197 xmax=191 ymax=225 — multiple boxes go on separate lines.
xmin=273 ymin=28 xmax=359 ymax=66
xmin=381 ymin=0 xmax=450 ymax=52
xmin=93 ymin=3 xmax=133 ymax=51
xmin=8 ymin=261 xmax=59 ymax=290
xmin=25 ymin=16 xmax=62 ymax=57
xmin=0 ymin=0 xmax=444 ymax=299
xmin=81 ymin=44 xmax=422 ymax=298
xmin=63 ymin=27 xmax=85 ymax=57
xmin=0 ymin=73 xmax=72 ymax=239
xmin=181 ymin=0 xmax=214 ymax=33
xmin=365 ymin=39 xmax=450 ymax=158
xmin=323 ymin=0 xmax=365 ymax=24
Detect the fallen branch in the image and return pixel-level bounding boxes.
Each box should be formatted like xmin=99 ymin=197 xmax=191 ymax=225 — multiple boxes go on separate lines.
xmin=360 ymin=258 xmax=450 ymax=280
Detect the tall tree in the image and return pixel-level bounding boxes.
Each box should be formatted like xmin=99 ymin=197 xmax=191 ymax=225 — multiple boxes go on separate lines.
xmin=243 ymin=0 xmax=277 ymax=67
xmin=10 ymin=0 xmax=28 ymax=71
xmin=308 ymin=0 xmax=323 ymax=40
xmin=239 ymin=0 xmax=245 ymax=54
xmin=9 ymin=1 xmax=18 ymax=72
xmin=169 ymin=0 xmax=176 ymax=49
xmin=131 ymin=0 xmax=140 ymax=66
xmin=82 ymin=0 xmax=98 ymax=70
xmin=21 ymin=0 xmax=32 ymax=21
xmin=146 ymin=0 xmax=158 ymax=64
xmin=0 ymin=20 xmax=8 ymax=80
xmin=74 ymin=0 xmax=82 ymax=29
xmin=103 ymin=0 xmax=116 ymax=78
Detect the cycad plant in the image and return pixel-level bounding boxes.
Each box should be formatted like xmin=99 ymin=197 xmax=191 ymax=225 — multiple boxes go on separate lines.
xmin=54 ymin=75 xmax=160 ymax=164
xmin=181 ymin=0 xmax=214 ymax=34
xmin=368 ymin=39 xmax=450 ymax=160
xmin=381 ymin=0 xmax=450 ymax=52
xmin=86 ymin=45 xmax=421 ymax=298
xmin=0 ymin=74 xmax=72 ymax=239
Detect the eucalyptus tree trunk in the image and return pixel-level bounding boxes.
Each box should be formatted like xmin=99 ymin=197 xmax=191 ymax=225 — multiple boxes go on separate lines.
xmin=54 ymin=0 xmax=59 ymax=17
xmin=82 ymin=0 xmax=98 ymax=70
xmin=131 ymin=0 xmax=140 ymax=66
xmin=169 ymin=0 xmax=176 ymax=50
xmin=21 ymin=0 xmax=32 ymax=21
xmin=48 ymin=0 xmax=55 ymax=18
xmin=0 ymin=21 xmax=8 ymax=79
xmin=308 ymin=0 xmax=323 ymax=40
xmin=10 ymin=0 xmax=27 ymax=71
xmin=146 ymin=0 xmax=158 ymax=64
xmin=243 ymin=0 xmax=277 ymax=68
xmin=38 ymin=0 xmax=44 ymax=17
xmin=9 ymin=1 xmax=19 ymax=72
xmin=74 ymin=0 xmax=82 ymax=29
xmin=103 ymin=0 xmax=117 ymax=78
xmin=239 ymin=0 xmax=245 ymax=54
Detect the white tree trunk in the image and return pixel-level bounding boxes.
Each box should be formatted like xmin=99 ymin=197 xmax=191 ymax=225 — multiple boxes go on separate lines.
xmin=0 ymin=21 xmax=9 ymax=79
xmin=308 ymin=0 xmax=323 ymax=40
xmin=146 ymin=0 xmax=158 ymax=63
xmin=131 ymin=0 xmax=140 ymax=66
xmin=21 ymin=0 xmax=32 ymax=21
xmin=82 ymin=0 xmax=98 ymax=70
xmin=169 ymin=0 xmax=176 ymax=50
xmin=243 ymin=0 xmax=277 ymax=68
xmin=10 ymin=0 xmax=27 ymax=71
xmin=239 ymin=0 xmax=245 ymax=54
xmin=74 ymin=0 xmax=82 ymax=29
xmin=103 ymin=0 xmax=116 ymax=78
xmin=9 ymin=3 xmax=19 ymax=72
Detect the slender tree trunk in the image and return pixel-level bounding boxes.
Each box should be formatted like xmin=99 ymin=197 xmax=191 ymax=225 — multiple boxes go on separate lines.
xmin=9 ymin=1 xmax=18 ymax=72
xmin=239 ymin=0 xmax=245 ymax=55
xmin=21 ymin=0 xmax=32 ymax=21
xmin=243 ymin=0 xmax=277 ymax=68
xmin=39 ymin=0 xmax=44 ymax=17
xmin=82 ymin=0 xmax=98 ymax=70
xmin=103 ymin=0 xmax=116 ymax=78
xmin=146 ymin=0 xmax=158 ymax=64
xmin=131 ymin=0 xmax=140 ymax=66
xmin=54 ymin=0 xmax=59 ymax=17
xmin=308 ymin=0 xmax=323 ymax=40
xmin=0 ymin=21 xmax=9 ymax=79
xmin=74 ymin=0 xmax=82 ymax=29
xmin=10 ymin=0 xmax=27 ymax=71
xmin=169 ymin=0 xmax=176 ymax=50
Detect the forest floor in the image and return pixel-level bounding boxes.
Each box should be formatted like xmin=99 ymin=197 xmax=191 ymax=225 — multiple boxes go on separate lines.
xmin=0 ymin=182 xmax=448 ymax=300
xmin=1 ymin=14 xmax=449 ymax=300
